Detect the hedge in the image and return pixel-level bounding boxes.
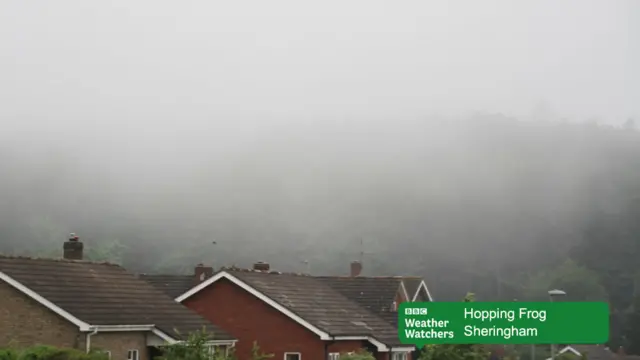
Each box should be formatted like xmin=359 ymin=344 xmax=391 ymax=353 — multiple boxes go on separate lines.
xmin=0 ymin=346 xmax=108 ymax=360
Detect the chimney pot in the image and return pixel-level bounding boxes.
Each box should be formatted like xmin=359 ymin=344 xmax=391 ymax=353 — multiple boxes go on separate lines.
xmin=350 ymin=261 xmax=362 ymax=277
xmin=194 ymin=264 xmax=213 ymax=285
xmin=63 ymin=234 xmax=83 ymax=260
xmin=253 ymin=261 xmax=270 ymax=271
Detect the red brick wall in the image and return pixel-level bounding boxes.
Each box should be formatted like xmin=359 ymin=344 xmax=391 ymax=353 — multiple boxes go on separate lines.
xmin=182 ymin=278 xmax=371 ymax=360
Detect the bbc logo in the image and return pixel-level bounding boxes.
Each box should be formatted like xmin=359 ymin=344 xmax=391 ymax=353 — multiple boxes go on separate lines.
xmin=405 ymin=307 xmax=428 ymax=315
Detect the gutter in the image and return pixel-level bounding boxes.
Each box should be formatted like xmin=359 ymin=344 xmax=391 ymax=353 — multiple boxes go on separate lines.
xmin=325 ymin=338 xmax=336 ymax=360
xmin=227 ymin=341 xmax=237 ymax=357
xmin=84 ymin=324 xmax=158 ymax=353
xmin=86 ymin=328 xmax=99 ymax=353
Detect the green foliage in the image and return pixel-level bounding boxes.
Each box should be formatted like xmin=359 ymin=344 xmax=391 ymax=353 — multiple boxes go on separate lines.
xmin=523 ymin=259 xmax=608 ymax=302
xmin=249 ymin=342 xmax=273 ymax=360
xmin=7 ymin=345 xmax=108 ymax=360
xmin=338 ymin=350 xmax=375 ymax=360
xmin=0 ymin=349 xmax=18 ymax=360
xmin=556 ymin=351 xmax=587 ymax=360
xmin=156 ymin=328 xmax=236 ymax=360
xmin=418 ymin=293 xmax=490 ymax=360
xmin=623 ymin=296 xmax=640 ymax=355
xmin=419 ymin=344 xmax=489 ymax=360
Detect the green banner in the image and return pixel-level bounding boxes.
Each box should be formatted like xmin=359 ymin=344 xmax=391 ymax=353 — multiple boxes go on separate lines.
xmin=399 ymin=302 xmax=609 ymax=345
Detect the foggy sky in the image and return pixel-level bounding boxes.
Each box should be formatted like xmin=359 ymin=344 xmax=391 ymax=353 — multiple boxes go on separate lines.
xmin=1 ymin=0 xmax=637 ymax=140
xmin=0 ymin=1 xmax=638 ymax=273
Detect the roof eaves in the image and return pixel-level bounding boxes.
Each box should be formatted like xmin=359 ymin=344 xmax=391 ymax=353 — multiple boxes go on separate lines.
xmin=399 ymin=281 xmax=410 ymax=302
xmin=332 ymin=336 xmax=388 ymax=351
xmin=0 ymin=270 xmax=92 ymax=331
xmin=412 ymin=280 xmax=434 ymax=302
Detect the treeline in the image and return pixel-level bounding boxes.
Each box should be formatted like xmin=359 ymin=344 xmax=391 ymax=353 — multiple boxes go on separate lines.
xmin=0 ymin=114 xmax=639 ymax=350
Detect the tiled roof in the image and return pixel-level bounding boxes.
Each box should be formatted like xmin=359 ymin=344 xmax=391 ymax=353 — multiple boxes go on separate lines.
xmin=0 ymin=256 xmax=234 ymax=341
xmin=316 ymin=276 xmax=430 ymax=327
xmin=139 ymin=274 xmax=193 ymax=299
xmin=316 ymin=276 xmax=403 ymax=314
xmin=569 ymin=345 xmax=616 ymax=360
xmin=223 ymin=268 xmax=404 ymax=347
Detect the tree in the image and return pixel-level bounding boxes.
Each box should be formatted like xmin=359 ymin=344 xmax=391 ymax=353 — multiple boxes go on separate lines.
xmin=523 ymin=259 xmax=608 ymax=302
xmin=623 ymin=118 xmax=636 ymax=131
xmin=418 ymin=293 xmax=490 ymax=360
xmin=156 ymin=328 xmax=236 ymax=360
xmin=556 ymin=352 xmax=587 ymax=360
xmin=338 ymin=350 xmax=375 ymax=360
xmin=249 ymin=342 xmax=273 ymax=360
xmin=623 ymin=295 xmax=640 ymax=355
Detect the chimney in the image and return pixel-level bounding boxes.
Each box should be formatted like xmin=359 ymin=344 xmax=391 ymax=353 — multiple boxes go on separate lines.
xmin=194 ymin=263 xmax=214 ymax=284
xmin=253 ymin=261 xmax=270 ymax=271
xmin=63 ymin=233 xmax=83 ymax=260
xmin=350 ymin=261 xmax=362 ymax=277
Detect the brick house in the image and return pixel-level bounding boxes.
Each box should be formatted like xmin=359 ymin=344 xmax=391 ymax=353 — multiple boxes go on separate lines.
xmin=317 ymin=262 xmax=432 ymax=360
xmin=544 ymin=345 xmax=640 ymax=360
xmin=317 ymin=261 xmax=433 ymax=327
xmin=0 ymin=235 xmax=236 ymax=360
xmin=148 ymin=262 xmax=415 ymax=360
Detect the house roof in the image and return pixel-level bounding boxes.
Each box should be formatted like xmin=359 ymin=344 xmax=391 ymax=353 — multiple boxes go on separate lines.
xmin=177 ymin=268 xmax=411 ymax=350
xmin=0 ymin=256 xmax=235 ymax=342
xmin=138 ymin=274 xmax=194 ymax=299
xmin=316 ymin=276 xmax=405 ymax=314
xmin=571 ymin=345 xmax=615 ymax=360
xmin=548 ymin=345 xmax=617 ymax=360
xmin=316 ymin=276 xmax=431 ymax=327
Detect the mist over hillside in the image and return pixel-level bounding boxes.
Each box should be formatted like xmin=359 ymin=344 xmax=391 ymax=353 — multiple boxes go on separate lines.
xmin=1 ymin=0 xmax=639 ymax=351
xmin=2 ymin=116 xmax=638 ymax=283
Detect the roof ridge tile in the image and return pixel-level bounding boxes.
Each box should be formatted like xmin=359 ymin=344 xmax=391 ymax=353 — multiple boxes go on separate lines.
xmin=0 ymin=254 xmax=121 ymax=267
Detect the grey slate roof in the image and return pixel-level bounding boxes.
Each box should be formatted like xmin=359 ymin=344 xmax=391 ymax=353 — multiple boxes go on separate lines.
xmin=139 ymin=274 xmax=193 ymax=299
xmin=316 ymin=276 xmax=430 ymax=327
xmin=0 ymin=256 xmax=234 ymax=341
xmin=224 ymin=269 xmax=405 ymax=347
xmin=316 ymin=276 xmax=403 ymax=314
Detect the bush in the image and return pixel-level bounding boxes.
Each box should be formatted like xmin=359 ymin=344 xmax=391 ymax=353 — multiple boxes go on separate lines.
xmin=2 ymin=346 xmax=108 ymax=360
xmin=338 ymin=350 xmax=375 ymax=360
xmin=0 ymin=349 xmax=18 ymax=360
xmin=250 ymin=342 xmax=273 ymax=360
xmin=155 ymin=328 xmax=251 ymax=360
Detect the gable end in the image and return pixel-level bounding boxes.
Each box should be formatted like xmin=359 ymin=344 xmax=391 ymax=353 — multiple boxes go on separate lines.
xmin=412 ymin=280 xmax=433 ymax=302
xmin=177 ymin=271 xmax=333 ymax=340
xmin=0 ymin=271 xmax=91 ymax=331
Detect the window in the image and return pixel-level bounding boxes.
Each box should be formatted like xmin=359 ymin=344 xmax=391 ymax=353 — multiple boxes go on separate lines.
xmin=127 ymin=350 xmax=139 ymax=360
xmin=392 ymin=352 xmax=408 ymax=360
xmin=208 ymin=345 xmax=224 ymax=359
xmin=284 ymin=352 xmax=301 ymax=360
xmin=329 ymin=353 xmax=340 ymax=360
